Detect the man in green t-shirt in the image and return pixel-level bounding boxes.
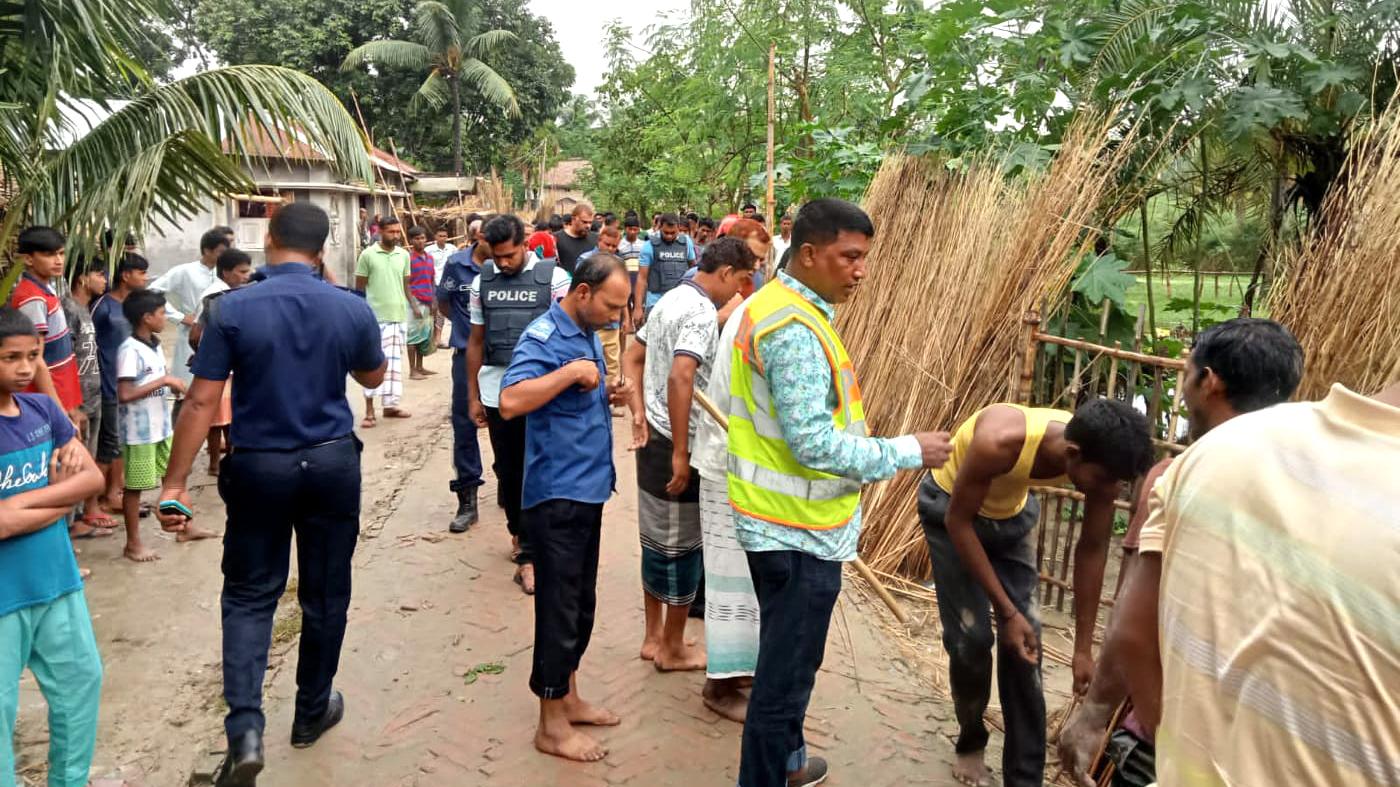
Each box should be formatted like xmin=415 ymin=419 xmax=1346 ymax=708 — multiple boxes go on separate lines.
xmin=354 ymin=215 xmax=419 ymax=426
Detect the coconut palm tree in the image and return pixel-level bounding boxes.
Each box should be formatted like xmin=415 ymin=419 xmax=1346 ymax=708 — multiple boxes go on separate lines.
xmin=0 ymin=0 xmax=372 ymax=294
xmin=342 ymin=0 xmax=520 ymax=175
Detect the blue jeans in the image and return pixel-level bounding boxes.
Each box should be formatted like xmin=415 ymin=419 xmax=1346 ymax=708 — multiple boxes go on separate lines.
xmin=918 ymin=476 xmax=1045 ymax=787
xmin=0 ymin=590 xmax=103 ymax=787
xmin=449 ymin=350 xmax=483 ymax=493
xmin=738 ymin=550 xmax=842 ymax=787
xmin=218 ymin=435 xmax=362 ymax=742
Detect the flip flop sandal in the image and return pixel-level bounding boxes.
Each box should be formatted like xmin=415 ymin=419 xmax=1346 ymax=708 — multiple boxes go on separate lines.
xmin=81 ymin=512 xmax=117 ymax=529
xmin=69 ymin=524 xmax=113 ymax=540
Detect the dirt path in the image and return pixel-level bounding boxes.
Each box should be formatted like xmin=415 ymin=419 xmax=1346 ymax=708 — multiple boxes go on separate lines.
xmin=14 ymin=346 xmax=1033 ymax=786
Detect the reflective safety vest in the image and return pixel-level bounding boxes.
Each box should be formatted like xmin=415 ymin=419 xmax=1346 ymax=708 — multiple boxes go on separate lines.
xmin=727 ymin=281 xmax=867 ymax=530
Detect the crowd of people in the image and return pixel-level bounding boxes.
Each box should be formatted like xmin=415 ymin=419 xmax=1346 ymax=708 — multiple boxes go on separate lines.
xmin=0 ymin=192 xmax=1394 ymax=787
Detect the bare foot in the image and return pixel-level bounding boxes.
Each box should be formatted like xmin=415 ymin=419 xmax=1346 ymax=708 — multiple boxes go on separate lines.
xmin=639 ymin=637 xmax=661 ymax=661
xmin=177 ymin=525 xmax=218 ymax=542
xmin=409 ymin=371 xmax=428 ymax=381
xmin=701 ymin=680 xmax=748 ymax=723
xmin=562 ymin=696 xmax=621 ymax=727
xmin=420 ymin=368 xmax=438 ymax=376
xmin=535 ymin=725 xmax=607 ymax=762
xmin=953 ymin=751 xmax=990 ymax=786
xmin=124 ymin=543 xmax=160 ymax=562
xmin=654 ymin=643 xmax=707 ymax=672
xmin=383 ymin=408 xmax=412 ymax=419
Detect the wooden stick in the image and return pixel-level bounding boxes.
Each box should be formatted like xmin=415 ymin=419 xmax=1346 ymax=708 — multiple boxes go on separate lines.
xmin=1034 ymin=332 xmax=1186 ymax=369
xmin=691 ymin=388 xmax=911 ymax=626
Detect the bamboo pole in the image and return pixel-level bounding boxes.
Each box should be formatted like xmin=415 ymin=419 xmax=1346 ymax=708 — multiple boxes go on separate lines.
xmin=1017 ymin=310 xmax=1041 ymax=405
xmin=690 ymin=388 xmax=910 ymax=626
xmin=765 ymin=41 xmax=777 ymax=230
xmin=387 ymin=137 xmax=418 ymax=225
xmin=1033 ymin=333 xmax=1186 ymax=369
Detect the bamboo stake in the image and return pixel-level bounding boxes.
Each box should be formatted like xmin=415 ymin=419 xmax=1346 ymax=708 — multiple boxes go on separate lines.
xmin=765 ymin=41 xmax=777 ymax=230
xmin=690 ymin=388 xmax=910 ymax=626
xmin=387 ymin=137 xmax=418 ymax=225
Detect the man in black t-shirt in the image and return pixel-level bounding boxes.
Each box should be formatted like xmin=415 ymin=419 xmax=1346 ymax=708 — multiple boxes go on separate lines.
xmin=553 ymin=203 xmax=598 ymax=274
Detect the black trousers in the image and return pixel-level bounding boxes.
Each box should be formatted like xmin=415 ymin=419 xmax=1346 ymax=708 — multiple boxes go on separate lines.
xmin=738 ymin=549 xmax=842 ymax=787
xmin=918 ymin=475 xmax=1045 ymax=787
xmin=484 ymin=405 xmax=531 ymax=564
xmin=526 ymin=499 xmax=602 ymax=699
xmin=219 ymin=435 xmax=362 ymax=742
xmin=449 ymin=350 xmax=483 ymax=492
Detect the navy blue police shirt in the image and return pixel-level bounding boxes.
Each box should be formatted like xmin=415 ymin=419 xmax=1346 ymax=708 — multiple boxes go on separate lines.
xmin=436 ymin=245 xmax=480 ymax=351
xmin=500 ymin=301 xmax=615 ymax=509
xmin=191 ymin=262 xmax=384 ymax=450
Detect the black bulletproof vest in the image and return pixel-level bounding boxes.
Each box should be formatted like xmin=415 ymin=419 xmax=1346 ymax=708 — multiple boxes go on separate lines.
xmin=646 ymin=238 xmax=690 ymax=294
xmin=480 ymin=261 xmax=556 ymax=366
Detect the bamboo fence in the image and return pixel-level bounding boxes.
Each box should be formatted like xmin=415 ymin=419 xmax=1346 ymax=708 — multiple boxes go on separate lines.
xmin=1267 ymin=99 xmax=1400 ymax=400
xmin=840 ymin=113 xmax=1142 ymax=578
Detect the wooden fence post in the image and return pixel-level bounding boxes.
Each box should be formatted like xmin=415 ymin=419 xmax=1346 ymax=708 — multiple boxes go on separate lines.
xmin=1018 ymin=310 xmax=1041 ymax=405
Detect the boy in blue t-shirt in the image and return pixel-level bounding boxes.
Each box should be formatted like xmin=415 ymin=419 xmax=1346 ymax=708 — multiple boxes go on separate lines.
xmin=0 ymin=306 xmax=107 ymax=786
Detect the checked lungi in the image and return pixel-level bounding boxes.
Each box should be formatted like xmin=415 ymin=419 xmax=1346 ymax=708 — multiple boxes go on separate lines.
xmin=636 ymin=430 xmax=703 ymax=606
xmin=362 ymin=321 xmax=405 ymax=407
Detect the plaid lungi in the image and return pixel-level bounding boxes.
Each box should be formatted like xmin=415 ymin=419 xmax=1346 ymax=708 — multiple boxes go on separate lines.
xmin=364 ymin=321 xmax=405 ymax=407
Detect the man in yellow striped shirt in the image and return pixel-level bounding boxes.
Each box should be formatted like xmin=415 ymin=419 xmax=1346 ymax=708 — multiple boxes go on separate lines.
xmin=1117 ymin=379 xmax=1400 ymax=785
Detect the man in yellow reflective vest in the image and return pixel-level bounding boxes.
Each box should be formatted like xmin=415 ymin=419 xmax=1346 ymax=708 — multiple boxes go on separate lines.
xmin=725 ymin=198 xmax=953 ymax=787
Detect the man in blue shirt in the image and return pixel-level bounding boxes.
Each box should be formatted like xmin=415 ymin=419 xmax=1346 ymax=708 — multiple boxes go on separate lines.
xmin=436 ymin=236 xmax=487 ymax=533
xmin=499 ymin=254 xmax=635 ymax=764
xmin=158 ymin=203 xmax=386 ymax=787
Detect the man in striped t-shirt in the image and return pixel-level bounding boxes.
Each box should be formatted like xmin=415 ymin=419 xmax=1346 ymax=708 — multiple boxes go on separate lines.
xmin=1117 ymin=379 xmax=1400 ymax=786
xmin=10 ymin=227 xmax=83 ymax=431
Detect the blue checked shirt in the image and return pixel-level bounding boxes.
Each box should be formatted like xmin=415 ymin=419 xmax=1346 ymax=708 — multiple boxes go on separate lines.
xmin=733 ymin=271 xmax=923 ymax=561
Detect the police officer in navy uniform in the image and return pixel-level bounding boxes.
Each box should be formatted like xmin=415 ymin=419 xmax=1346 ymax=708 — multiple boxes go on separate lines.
xmin=436 ymin=233 xmax=489 ymax=532
xmin=464 ymin=215 xmax=571 ymax=593
xmin=498 ymin=253 xmax=635 ymax=762
xmin=630 ymin=212 xmax=695 ymax=327
xmin=158 ymin=203 xmax=387 ymax=787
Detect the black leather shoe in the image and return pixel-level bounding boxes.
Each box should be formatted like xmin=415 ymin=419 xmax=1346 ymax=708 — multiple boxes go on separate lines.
xmin=214 ymin=729 xmax=263 ymax=787
xmin=448 ymin=488 xmax=479 ymax=533
xmin=290 ymin=690 xmax=345 ymax=748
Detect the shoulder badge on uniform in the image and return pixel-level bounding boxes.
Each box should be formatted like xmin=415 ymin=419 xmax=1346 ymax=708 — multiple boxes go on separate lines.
xmin=524 ymin=315 xmax=555 ymax=341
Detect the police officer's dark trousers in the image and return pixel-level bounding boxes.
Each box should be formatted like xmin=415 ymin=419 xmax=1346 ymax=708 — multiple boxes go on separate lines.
xmin=449 ymin=350 xmax=484 ymax=493
xmin=526 ymin=499 xmax=602 ymax=698
xmin=218 ymin=435 xmax=362 ymax=743
xmin=484 ymin=405 xmax=532 ymax=564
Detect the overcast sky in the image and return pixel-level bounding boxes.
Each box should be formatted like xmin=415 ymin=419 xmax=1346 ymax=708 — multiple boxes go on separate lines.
xmin=527 ymin=0 xmax=690 ymax=97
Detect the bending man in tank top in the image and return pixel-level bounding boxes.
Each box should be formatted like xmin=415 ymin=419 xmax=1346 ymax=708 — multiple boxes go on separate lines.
xmin=918 ymin=400 xmax=1152 ymax=787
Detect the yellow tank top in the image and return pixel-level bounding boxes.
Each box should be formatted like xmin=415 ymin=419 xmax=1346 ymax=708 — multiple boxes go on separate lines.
xmin=930 ymin=404 xmax=1072 ymax=519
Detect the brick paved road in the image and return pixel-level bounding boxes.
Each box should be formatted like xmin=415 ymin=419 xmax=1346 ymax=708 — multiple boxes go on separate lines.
xmin=260 ymin=416 xmax=963 ymax=787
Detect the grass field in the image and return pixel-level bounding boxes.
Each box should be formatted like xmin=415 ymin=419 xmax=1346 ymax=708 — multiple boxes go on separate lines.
xmin=1123 ymin=271 xmax=1255 ymax=328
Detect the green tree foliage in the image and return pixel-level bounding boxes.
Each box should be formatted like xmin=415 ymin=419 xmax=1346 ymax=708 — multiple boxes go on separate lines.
xmin=195 ymin=0 xmax=573 ymax=172
xmin=342 ymin=0 xmax=519 ymax=175
xmin=0 ymin=0 xmax=370 ymax=293
xmin=586 ymin=0 xmax=926 ymax=214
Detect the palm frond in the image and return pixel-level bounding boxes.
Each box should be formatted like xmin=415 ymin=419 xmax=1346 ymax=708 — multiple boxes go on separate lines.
xmin=466 ymin=29 xmax=518 ymax=58
xmin=459 ymin=58 xmax=520 ymax=117
xmin=32 ymin=65 xmax=370 ymax=255
xmin=410 ymin=71 xmax=453 ymax=112
xmin=341 ymin=39 xmax=433 ymax=73
xmin=413 ymin=1 xmax=461 ymax=56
